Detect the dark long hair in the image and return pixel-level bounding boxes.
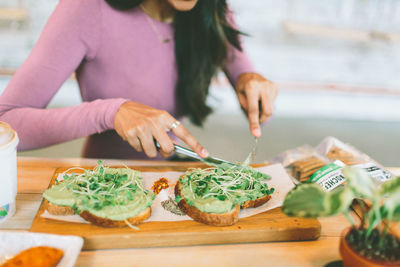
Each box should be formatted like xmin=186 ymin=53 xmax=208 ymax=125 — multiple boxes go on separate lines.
xmin=105 ymin=0 xmax=242 ymax=125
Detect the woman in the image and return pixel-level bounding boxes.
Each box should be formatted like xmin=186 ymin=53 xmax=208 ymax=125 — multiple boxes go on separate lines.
xmin=0 ymin=0 xmax=278 ymax=159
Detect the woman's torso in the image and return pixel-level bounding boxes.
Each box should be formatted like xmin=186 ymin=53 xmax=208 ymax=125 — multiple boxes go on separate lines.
xmin=77 ymin=2 xmax=177 ymax=159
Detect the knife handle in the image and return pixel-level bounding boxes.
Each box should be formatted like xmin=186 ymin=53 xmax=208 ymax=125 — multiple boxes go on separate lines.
xmin=154 ymin=140 xmax=202 ymax=161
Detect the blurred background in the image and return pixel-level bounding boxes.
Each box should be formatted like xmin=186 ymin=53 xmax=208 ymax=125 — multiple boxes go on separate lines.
xmin=1 ymin=0 xmax=399 ymax=165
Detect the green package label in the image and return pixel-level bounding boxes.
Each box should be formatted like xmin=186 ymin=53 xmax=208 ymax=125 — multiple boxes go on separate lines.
xmin=309 ymin=163 xmax=342 ymax=182
xmin=308 ymin=163 xmax=346 ymax=192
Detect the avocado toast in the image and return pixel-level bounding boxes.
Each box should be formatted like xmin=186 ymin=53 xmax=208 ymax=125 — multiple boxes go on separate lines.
xmin=175 ymin=164 xmax=275 ymax=226
xmin=43 ymin=161 xmax=155 ymax=228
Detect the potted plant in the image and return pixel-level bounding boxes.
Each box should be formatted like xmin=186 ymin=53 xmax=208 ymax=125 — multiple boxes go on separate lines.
xmin=282 ymin=167 xmax=400 ymax=267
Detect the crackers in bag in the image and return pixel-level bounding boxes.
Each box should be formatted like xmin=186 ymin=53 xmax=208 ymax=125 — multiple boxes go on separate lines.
xmin=316 ymin=136 xmax=393 ymax=183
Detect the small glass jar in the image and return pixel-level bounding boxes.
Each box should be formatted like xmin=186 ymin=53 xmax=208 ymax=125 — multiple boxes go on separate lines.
xmin=0 ymin=122 xmax=19 ymax=224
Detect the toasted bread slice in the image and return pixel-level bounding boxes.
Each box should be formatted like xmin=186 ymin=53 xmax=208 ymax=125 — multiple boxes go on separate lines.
xmin=79 ymin=207 xmax=151 ymax=228
xmin=45 ymin=200 xmax=74 ymax=215
xmin=45 ymin=199 xmax=151 ymax=228
xmin=240 ymin=194 xmax=271 ymax=209
xmin=175 ymin=181 xmax=240 ymax=226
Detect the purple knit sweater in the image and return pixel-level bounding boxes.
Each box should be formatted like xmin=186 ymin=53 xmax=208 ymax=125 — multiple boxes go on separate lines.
xmin=0 ymin=0 xmax=254 ymax=159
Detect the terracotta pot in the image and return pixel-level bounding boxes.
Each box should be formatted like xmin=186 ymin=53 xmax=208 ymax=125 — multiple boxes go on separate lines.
xmin=339 ymin=228 xmax=400 ymax=267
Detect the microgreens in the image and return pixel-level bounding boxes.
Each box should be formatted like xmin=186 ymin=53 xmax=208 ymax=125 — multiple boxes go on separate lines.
xmin=59 ymin=161 xmax=154 ymax=211
xmin=180 ymin=163 xmax=274 ymax=205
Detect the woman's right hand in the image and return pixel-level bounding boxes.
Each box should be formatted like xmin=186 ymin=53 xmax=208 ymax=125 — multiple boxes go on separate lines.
xmin=114 ymin=101 xmax=209 ymax=158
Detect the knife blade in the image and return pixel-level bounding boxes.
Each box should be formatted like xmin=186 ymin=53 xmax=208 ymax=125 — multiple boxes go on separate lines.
xmin=154 ymin=141 xmax=239 ymax=167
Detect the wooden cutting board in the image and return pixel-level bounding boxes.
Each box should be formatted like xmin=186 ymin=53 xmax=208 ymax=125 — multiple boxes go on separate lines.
xmin=30 ymin=165 xmax=321 ymax=250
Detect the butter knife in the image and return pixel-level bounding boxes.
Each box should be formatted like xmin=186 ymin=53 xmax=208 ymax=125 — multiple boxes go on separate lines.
xmin=154 ymin=141 xmax=238 ymax=166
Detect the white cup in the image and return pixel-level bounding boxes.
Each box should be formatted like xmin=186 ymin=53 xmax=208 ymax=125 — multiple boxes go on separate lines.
xmin=0 ymin=122 xmax=19 ymax=224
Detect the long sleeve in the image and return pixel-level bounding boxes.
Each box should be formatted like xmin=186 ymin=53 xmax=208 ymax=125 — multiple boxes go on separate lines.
xmin=223 ymin=9 xmax=256 ymax=85
xmin=0 ymin=0 xmax=128 ymax=150
xmin=224 ymin=43 xmax=255 ymax=85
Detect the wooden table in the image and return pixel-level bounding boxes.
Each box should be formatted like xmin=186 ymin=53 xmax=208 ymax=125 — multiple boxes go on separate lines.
xmin=1 ymin=157 xmax=399 ymax=267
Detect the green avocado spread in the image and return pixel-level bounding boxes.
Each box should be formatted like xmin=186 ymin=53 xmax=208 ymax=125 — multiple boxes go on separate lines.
xmin=78 ymin=194 xmax=153 ymax=220
xmin=178 ymin=164 xmax=274 ymax=214
xmin=43 ymin=161 xmax=155 ymax=221
xmin=43 ymin=183 xmax=76 ymax=207
xmin=180 ymin=184 xmax=233 ymax=213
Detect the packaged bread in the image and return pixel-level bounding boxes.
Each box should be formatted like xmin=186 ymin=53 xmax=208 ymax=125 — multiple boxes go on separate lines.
xmin=316 ymin=136 xmax=393 ymax=183
xmin=272 ymin=145 xmax=328 ymax=182
xmin=272 ymin=145 xmax=346 ymax=191
xmin=290 ymin=155 xmax=328 ymax=182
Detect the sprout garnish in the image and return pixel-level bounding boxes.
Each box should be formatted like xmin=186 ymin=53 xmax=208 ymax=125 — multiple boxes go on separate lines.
xmin=180 ymin=162 xmax=274 ymax=205
xmin=58 ymin=161 xmax=155 ymax=212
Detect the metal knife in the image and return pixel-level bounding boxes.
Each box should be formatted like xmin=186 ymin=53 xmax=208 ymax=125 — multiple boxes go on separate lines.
xmin=154 ymin=141 xmax=238 ymax=166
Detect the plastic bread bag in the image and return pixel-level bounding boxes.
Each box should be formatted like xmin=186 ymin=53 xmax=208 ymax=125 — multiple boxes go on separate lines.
xmin=271 ymin=145 xmax=326 ymax=179
xmin=271 ymin=145 xmax=348 ymax=191
xmin=315 ymin=136 xmax=393 ymax=184
xmin=307 ymin=160 xmax=347 ymax=192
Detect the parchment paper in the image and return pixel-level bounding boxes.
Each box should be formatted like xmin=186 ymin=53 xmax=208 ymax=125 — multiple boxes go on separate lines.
xmin=41 ymin=164 xmax=294 ymax=223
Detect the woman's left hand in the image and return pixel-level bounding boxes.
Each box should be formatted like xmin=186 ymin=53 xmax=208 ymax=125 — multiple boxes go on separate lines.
xmin=235 ymin=73 xmax=278 ymax=137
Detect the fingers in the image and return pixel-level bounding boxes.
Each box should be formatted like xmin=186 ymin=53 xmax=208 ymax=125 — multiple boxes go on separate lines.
xmin=127 ymin=136 xmax=143 ymax=152
xmin=160 ymin=150 xmax=174 ymax=158
xmin=259 ymin=91 xmax=273 ymax=124
xmin=159 ymin=112 xmax=208 ymax=158
xmin=237 ymin=92 xmax=248 ymax=111
xmin=124 ymin=128 xmax=143 ymax=152
xmin=170 ymin=122 xmax=208 ymax=158
xmin=237 ymin=77 xmax=277 ymax=137
xmin=126 ymin=126 xmax=175 ymax=158
xmin=246 ymin=88 xmax=261 ymax=137
xmin=270 ymin=83 xmax=279 ymax=102
xmin=115 ymin=101 xmax=207 ymax=159
xmin=136 ymin=127 xmax=158 ymax=158
xmin=152 ymin=124 xmax=175 ymax=157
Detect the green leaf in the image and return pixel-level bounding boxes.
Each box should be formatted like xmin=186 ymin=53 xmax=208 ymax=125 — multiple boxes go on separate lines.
xmin=329 ymin=186 xmax=354 ymax=214
xmin=380 ymin=176 xmax=400 ymax=196
xmin=267 ymin=188 xmax=275 ymax=195
xmin=283 ymin=183 xmax=330 ymax=217
xmin=93 ymin=202 xmax=102 ymax=210
xmin=282 ymin=183 xmax=354 ymax=218
xmin=342 ymin=167 xmax=377 ymax=199
xmin=382 ymin=187 xmax=400 ymax=222
xmin=242 ymin=152 xmax=252 ymax=167
xmin=175 ymin=195 xmax=182 ymax=203
xmin=72 ymin=203 xmax=79 ymax=214
xmin=217 ymin=195 xmax=227 ymax=201
xmin=186 ymin=198 xmax=194 ymax=206
xmin=392 ymin=206 xmax=400 ymax=221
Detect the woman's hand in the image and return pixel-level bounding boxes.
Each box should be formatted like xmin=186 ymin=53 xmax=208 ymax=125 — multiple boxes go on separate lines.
xmin=114 ymin=101 xmax=209 ymax=158
xmin=235 ymin=73 xmax=278 ymax=137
